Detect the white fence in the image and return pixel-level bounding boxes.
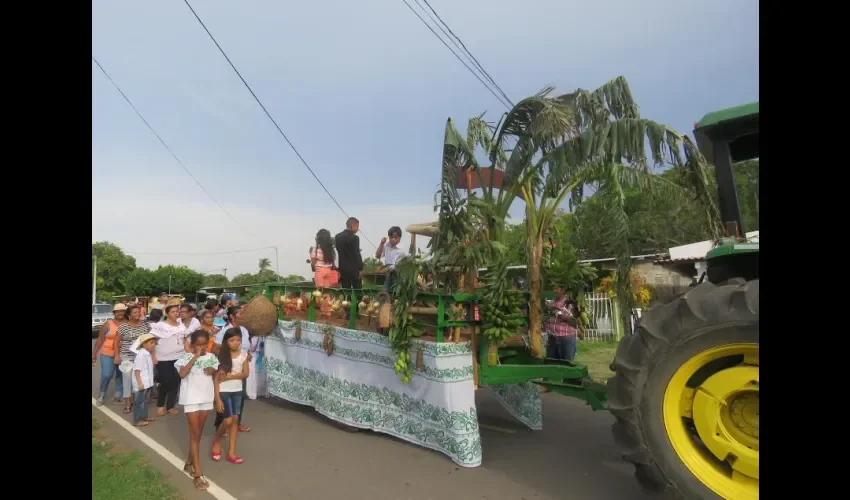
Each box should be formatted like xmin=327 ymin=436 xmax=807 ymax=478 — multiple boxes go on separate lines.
xmin=583 ymin=293 xmax=619 ymax=342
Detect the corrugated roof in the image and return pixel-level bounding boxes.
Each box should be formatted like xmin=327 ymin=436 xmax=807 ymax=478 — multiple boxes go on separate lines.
xmin=654 ymin=257 xmax=703 ymax=265
xmin=662 ymin=231 xmax=759 ymax=262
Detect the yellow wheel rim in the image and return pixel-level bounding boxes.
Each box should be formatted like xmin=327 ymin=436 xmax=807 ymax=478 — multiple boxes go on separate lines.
xmin=663 ymin=343 xmax=759 ymax=500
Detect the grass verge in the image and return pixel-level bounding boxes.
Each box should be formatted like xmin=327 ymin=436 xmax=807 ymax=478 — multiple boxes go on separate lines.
xmin=92 ymin=417 xmax=182 ymax=500
xmin=576 ymin=340 xmax=619 ymax=382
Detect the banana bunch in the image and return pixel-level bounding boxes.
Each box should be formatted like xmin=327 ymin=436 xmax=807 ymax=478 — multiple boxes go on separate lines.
xmin=481 ymin=293 xmax=524 ymax=343
xmin=576 ymin=294 xmax=593 ymax=328
xmin=393 ymin=350 xmax=413 ymax=384
xmin=480 ymin=259 xmax=526 ymax=344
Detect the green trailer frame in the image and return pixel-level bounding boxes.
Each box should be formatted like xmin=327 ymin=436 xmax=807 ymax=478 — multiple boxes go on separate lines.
xmin=262 ymin=283 xmax=609 ymax=411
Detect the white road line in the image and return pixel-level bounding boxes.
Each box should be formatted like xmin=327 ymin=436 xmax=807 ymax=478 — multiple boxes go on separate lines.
xmin=92 ymin=398 xmax=237 ymax=500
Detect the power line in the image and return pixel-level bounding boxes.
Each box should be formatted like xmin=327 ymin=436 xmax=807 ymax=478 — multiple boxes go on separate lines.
xmin=399 ymin=0 xmax=512 ymax=109
xmin=415 ymin=0 xmax=513 ymax=107
xmin=126 ymin=246 xmax=275 ymax=256
xmin=92 ymin=56 xmax=262 ymax=242
xmin=179 ymin=0 xmax=377 ymax=250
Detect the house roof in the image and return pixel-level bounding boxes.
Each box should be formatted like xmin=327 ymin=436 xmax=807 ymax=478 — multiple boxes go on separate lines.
xmin=655 ymin=231 xmax=759 ymax=263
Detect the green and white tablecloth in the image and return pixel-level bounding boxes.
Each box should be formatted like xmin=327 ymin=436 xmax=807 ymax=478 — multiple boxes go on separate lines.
xmin=264 ymin=320 xmax=543 ymax=467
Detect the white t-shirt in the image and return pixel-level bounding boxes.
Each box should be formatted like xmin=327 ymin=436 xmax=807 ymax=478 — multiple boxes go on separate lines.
xmin=132 ymin=349 xmax=155 ymax=392
xmin=381 ymin=242 xmax=407 ymax=270
xmin=219 ymin=350 xmax=248 ymax=393
xmin=215 ymin=324 xmax=250 ymax=350
xmin=179 ymin=317 xmax=201 ymax=334
xmin=151 ymin=322 xmax=186 ymax=362
xmin=175 ymin=352 xmax=219 ymax=406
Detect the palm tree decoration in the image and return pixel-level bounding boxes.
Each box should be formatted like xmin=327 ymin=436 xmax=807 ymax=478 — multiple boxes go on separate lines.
xmin=435 ymin=76 xmax=719 ymax=358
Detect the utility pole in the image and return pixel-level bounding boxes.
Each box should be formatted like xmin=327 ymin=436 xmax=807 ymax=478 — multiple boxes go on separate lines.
xmin=223 ymin=268 xmax=227 ymax=279
xmin=273 ymin=246 xmax=280 ymax=281
xmin=92 ymin=255 xmax=97 ymax=305
xmin=168 ymin=275 xmax=172 ymax=295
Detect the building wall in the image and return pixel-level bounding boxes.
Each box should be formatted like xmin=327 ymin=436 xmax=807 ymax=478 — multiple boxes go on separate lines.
xmin=600 ymin=261 xmax=693 ymax=287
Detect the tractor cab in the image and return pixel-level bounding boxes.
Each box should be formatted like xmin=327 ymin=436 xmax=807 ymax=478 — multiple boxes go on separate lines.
xmin=693 ymin=102 xmax=759 ymax=282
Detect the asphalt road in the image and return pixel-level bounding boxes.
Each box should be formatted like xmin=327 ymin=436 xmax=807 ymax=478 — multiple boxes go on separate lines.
xmin=91 ymin=340 xmax=657 ymax=500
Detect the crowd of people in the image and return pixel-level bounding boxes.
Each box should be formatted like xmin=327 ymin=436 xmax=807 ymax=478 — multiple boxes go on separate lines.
xmin=92 ymin=219 xmax=583 ymax=488
xmin=92 ymin=292 xmax=261 ymax=490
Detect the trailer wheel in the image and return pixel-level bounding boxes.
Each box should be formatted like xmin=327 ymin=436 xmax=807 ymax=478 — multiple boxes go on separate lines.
xmin=607 ymin=280 xmax=759 ymax=500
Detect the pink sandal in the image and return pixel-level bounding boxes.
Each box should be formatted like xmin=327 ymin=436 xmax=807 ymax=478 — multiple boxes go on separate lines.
xmin=225 ymin=455 xmax=244 ymax=464
xmin=210 ymin=439 xmax=222 ymax=461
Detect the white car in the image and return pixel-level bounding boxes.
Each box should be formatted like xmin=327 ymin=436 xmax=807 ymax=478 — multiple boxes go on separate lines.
xmin=92 ymin=303 xmax=113 ymax=337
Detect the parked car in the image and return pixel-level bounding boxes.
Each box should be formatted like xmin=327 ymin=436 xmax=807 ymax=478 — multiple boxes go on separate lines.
xmin=92 ymin=303 xmax=113 ymax=338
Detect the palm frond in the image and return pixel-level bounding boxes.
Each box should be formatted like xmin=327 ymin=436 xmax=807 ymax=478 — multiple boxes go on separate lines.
xmin=495 ymin=92 xmax=576 ymax=185
xmin=557 ymin=76 xmax=640 ymax=129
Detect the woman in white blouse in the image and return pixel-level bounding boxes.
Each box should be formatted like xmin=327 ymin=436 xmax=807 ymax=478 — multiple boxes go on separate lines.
xmin=151 ymin=304 xmax=187 ymax=416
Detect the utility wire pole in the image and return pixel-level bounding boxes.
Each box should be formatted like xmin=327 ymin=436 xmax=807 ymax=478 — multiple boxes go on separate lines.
xmin=273 ymin=246 xmax=280 ymax=281
xmin=92 ymin=256 xmax=97 ymax=305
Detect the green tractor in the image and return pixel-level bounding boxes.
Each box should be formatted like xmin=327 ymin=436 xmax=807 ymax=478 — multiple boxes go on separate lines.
xmin=607 ymin=102 xmax=759 ymax=500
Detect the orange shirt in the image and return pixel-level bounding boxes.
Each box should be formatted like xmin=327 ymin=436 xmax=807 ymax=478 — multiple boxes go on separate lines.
xmin=101 ymin=320 xmax=120 ymax=356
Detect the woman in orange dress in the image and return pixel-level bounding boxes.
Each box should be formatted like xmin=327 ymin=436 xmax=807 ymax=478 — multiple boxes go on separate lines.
xmin=309 ymin=229 xmax=339 ymax=287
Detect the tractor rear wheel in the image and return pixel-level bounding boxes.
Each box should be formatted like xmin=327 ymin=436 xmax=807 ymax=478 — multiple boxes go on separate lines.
xmin=607 ymin=280 xmax=759 ymax=500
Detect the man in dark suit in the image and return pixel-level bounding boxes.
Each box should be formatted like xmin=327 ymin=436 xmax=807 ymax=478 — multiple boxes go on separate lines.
xmin=335 ymin=217 xmax=363 ymax=289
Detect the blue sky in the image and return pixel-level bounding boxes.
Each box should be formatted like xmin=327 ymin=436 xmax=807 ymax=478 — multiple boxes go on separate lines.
xmin=92 ymin=0 xmax=759 ymax=277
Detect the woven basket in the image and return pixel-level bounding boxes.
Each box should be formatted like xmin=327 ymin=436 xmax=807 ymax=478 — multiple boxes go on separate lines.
xmin=241 ymin=295 xmax=279 ymax=336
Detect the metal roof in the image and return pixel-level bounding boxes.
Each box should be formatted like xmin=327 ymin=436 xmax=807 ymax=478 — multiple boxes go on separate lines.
xmin=657 ymin=231 xmax=760 ymax=263
xmin=696 ymin=102 xmax=759 ymax=129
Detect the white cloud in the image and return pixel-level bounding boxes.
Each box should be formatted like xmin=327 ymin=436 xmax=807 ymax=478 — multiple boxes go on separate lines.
xmin=92 ymin=193 xmax=436 ymax=278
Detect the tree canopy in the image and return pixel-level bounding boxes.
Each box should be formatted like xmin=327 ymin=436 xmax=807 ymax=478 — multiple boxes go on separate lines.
xmin=92 ymin=242 xmax=137 ymax=302
xmin=91 ymin=241 xmax=305 ymax=301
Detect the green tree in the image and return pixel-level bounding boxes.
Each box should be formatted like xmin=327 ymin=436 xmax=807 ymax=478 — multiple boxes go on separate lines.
xmin=258 ymin=258 xmax=271 ymax=272
xmin=151 ymin=265 xmax=204 ymax=296
xmin=92 ymin=241 xmax=137 ymax=302
xmin=570 ymin=160 xmax=759 ymax=259
xmin=362 ymin=258 xmax=379 ymax=273
xmin=122 ymin=265 xmax=204 ymax=296
xmin=445 ymin=76 xmax=718 ymax=357
xmin=124 ymin=268 xmax=157 ymax=296
xmin=229 ymin=273 xmax=257 ymax=287
xmin=202 ymin=273 xmax=230 ymax=287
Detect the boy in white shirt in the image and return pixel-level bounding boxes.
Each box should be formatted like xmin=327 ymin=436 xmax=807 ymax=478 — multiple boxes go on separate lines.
xmin=375 ymin=226 xmax=407 ymax=293
xmin=132 ymin=333 xmax=158 ymax=427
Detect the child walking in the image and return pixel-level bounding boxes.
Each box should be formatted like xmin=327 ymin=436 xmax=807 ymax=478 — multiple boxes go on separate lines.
xmin=132 ymin=333 xmax=157 ymax=427
xmin=212 ymin=328 xmax=250 ymax=464
xmin=175 ymin=329 xmax=219 ymax=490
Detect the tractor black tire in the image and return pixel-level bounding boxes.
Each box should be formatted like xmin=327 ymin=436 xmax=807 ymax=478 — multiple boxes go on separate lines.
xmin=607 ymin=279 xmax=759 ymax=499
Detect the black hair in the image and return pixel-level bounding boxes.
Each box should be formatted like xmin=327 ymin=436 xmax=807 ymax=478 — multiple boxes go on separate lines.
xmin=204 ymin=298 xmax=218 ymax=310
xmin=217 ymin=328 xmax=244 ymax=374
xmin=388 ymin=226 xmax=402 ymax=238
xmin=346 ymin=217 xmax=359 ymax=229
xmin=315 ymin=229 xmax=336 ymax=264
xmin=226 ymin=305 xmax=242 ymax=322
xmin=190 ymin=329 xmax=210 ymax=345
xmin=125 ymin=304 xmax=141 ymax=319
xmin=149 ymin=308 xmax=164 ymax=323
xmin=165 ymin=304 xmax=180 ymax=315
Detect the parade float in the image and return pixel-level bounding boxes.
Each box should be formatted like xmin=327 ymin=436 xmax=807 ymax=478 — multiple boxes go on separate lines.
xmin=238 ymin=86 xmax=758 ymax=499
